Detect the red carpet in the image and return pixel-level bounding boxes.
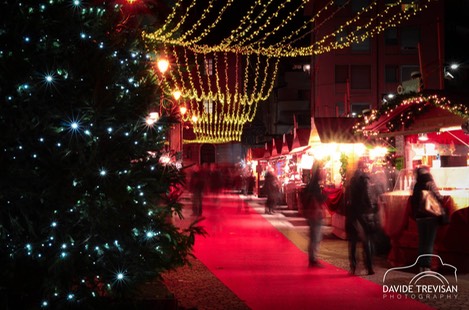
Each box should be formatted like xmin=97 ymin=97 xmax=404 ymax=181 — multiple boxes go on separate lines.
xmin=192 ymin=196 xmax=433 ymax=310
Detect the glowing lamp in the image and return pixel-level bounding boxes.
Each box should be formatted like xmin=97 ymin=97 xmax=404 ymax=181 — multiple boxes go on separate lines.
xmin=179 ymin=106 xmax=187 ymax=115
xmin=172 ymin=90 xmax=181 ymax=100
xmin=418 ymin=133 xmax=429 ymax=142
xmin=157 ymin=58 xmax=169 ymax=74
xmin=146 ymin=112 xmax=160 ymax=125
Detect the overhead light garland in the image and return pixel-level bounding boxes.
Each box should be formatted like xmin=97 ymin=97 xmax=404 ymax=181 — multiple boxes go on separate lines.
xmin=150 ymin=45 xmax=279 ymax=143
xmin=142 ymin=0 xmax=438 ymax=57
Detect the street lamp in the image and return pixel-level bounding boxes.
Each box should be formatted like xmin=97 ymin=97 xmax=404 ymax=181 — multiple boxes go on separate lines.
xmin=173 ymin=89 xmax=181 ymax=101
xmin=146 ymin=112 xmax=160 ymax=126
xmin=157 ymin=58 xmax=169 ymax=74
xmin=179 ymin=106 xmax=187 ymax=162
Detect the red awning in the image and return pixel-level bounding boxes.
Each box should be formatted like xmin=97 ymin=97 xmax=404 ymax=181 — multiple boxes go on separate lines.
xmin=363 ymin=104 xmax=412 ymax=134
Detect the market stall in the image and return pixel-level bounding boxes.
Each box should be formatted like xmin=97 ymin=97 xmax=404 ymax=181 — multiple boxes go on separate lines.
xmin=294 ymin=117 xmax=371 ymax=231
xmin=361 ymin=91 xmax=469 ymax=271
xmin=283 ymin=128 xmax=311 ymax=210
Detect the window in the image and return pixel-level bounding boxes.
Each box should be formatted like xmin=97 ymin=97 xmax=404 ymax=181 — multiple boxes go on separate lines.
xmin=351 ymin=65 xmax=371 ymax=89
xmin=336 ymin=30 xmax=347 ymax=45
xmin=352 ymin=37 xmax=370 ymax=51
xmin=298 ymin=89 xmax=310 ymax=100
xmin=335 ymin=65 xmax=348 ymax=84
xmin=203 ymin=99 xmax=214 ymax=114
xmin=384 ymin=28 xmax=398 ymax=45
xmin=336 ymin=102 xmax=345 ymax=116
xmin=385 ymin=65 xmax=399 ymax=83
xmin=351 ymin=103 xmax=370 ymax=117
xmin=400 ymin=27 xmax=419 ymax=51
xmin=401 ymin=65 xmax=420 ymax=81
xmin=352 ymin=0 xmax=371 ymax=12
xmin=204 ymin=58 xmax=214 ymax=76
xmin=334 ymin=0 xmax=347 ymax=7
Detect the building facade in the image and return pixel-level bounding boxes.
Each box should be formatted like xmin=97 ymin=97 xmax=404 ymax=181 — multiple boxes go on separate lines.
xmin=310 ymin=0 xmax=446 ymax=118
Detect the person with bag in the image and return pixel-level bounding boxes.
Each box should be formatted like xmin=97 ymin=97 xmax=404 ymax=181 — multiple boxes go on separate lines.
xmin=410 ymin=166 xmax=445 ymax=272
xmin=346 ymin=160 xmax=377 ymax=275
xmin=302 ymin=161 xmax=327 ymax=268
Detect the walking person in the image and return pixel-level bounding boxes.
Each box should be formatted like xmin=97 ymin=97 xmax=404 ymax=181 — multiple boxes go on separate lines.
xmin=189 ymin=164 xmax=205 ymax=216
xmin=410 ymin=166 xmax=444 ymax=272
xmin=263 ymin=167 xmax=280 ymax=214
xmin=209 ymin=163 xmax=222 ymax=203
xmin=302 ymin=161 xmax=327 ymax=268
xmin=346 ymin=160 xmax=379 ymax=275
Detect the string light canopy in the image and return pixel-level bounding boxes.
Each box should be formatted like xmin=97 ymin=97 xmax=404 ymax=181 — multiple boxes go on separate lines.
xmin=151 ymin=45 xmax=279 ymax=143
xmin=142 ymin=0 xmax=438 ymax=57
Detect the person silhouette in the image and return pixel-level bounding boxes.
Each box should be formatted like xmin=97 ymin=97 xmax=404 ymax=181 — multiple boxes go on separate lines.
xmin=410 ymin=165 xmax=444 ymax=272
xmin=263 ymin=167 xmax=280 ymax=214
xmin=346 ymin=160 xmax=378 ymax=275
xmin=302 ymin=161 xmax=327 ymax=268
xmin=189 ymin=164 xmax=206 ymax=216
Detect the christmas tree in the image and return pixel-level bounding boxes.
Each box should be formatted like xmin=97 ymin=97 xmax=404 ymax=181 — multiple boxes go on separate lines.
xmin=0 ymin=0 xmax=201 ymax=308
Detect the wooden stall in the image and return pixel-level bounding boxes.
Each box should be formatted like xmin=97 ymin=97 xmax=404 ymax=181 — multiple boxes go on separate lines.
xmin=362 ymin=92 xmax=469 ymax=271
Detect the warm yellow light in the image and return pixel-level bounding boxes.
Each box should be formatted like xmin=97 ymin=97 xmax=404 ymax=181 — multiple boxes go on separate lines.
xmin=146 ymin=112 xmax=160 ymax=125
xmin=440 ymin=126 xmax=461 ymax=132
xmin=157 ymin=58 xmax=169 ymax=74
xmin=353 ymin=144 xmax=367 ymax=157
xmin=418 ymin=133 xmax=429 ymax=141
xmin=179 ymin=106 xmax=187 ymax=115
xmin=173 ymin=89 xmax=181 ymax=100
xmin=369 ymin=146 xmax=388 ymax=160
xmin=143 ymin=0 xmax=434 ymax=57
xmin=191 ymin=115 xmax=198 ymax=123
xmin=300 ymin=155 xmax=314 ymax=170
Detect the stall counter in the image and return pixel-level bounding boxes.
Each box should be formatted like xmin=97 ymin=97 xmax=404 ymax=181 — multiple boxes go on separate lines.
xmin=380 ymin=190 xmax=469 ymax=272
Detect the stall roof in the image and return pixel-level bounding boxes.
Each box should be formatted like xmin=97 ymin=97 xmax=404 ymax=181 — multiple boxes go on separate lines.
xmin=363 ymin=91 xmax=469 ymax=137
xmin=270 ymin=137 xmax=283 ymax=157
xmin=284 ymin=133 xmax=294 ymax=152
xmin=363 ymin=104 xmax=412 ymax=134
xmin=290 ymin=128 xmax=311 ymax=150
xmin=249 ymin=146 xmax=266 ymax=160
xmin=314 ymin=117 xmax=362 ymax=143
xmin=290 ymin=145 xmax=311 ymax=154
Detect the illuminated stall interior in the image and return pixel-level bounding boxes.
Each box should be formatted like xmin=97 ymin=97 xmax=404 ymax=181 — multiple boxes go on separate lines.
xmin=358 ymin=92 xmax=469 ymax=271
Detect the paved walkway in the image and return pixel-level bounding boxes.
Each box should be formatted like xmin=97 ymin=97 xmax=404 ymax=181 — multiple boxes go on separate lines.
xmin=162 ymin=194 xmax=469 ymax=310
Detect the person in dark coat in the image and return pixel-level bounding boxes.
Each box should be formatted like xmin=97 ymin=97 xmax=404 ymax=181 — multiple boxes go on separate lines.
xmin=263 ymin=168 xmax=280 ymax=214
xmin=302 ymin=161 xmax=327 ymax=267
xmin=346 ymin=160 xmax=377 ymax=275
xmin=189 ymin=165 xmax=206 ymax=216
xmin=410 ymin=166 xmax=444 ymax=272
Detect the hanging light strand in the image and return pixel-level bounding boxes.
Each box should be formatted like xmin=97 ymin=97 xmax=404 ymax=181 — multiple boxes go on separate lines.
xmin=158 ymin=47 xmax=278 ymax=143
xmin=143 ymin=0 xmax=437 ymax=57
